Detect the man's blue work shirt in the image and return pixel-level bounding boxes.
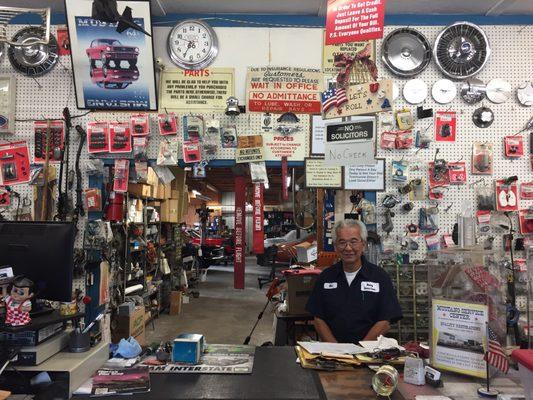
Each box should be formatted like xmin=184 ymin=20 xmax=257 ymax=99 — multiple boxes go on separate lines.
xmin=306 ymin=257 xmax=403 ymax=343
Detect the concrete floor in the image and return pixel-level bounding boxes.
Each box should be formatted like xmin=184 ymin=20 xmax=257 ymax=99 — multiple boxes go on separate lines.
xmin=145 ymin=257 xmax=275 ymax=346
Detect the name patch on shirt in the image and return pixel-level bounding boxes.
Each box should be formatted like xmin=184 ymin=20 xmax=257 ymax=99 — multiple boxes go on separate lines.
xmin=361 ymin=281 xmax=380 ymax=292
xmin=324 ymin=282 xmax=338 ymax=289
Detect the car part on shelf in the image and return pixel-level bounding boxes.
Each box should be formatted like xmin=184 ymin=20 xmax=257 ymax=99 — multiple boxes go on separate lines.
xmin=403 ymin=79 xmax=428 ymax=104
xmin=7 ymin=27 xmax=58 ymax=76
xmin=433 ymin=21 xmax=490 ymax=80
xmin=472 ymin=106 xmax=494 ymax=128
xmin=382 ymin=210 xmax=394 ymax=234
xmin=486 ymin=78 xmax=512 ymax=104
xmin=0 ymin=6 xmax=51 ymax=46
xmin=432 ymin=79 xmax=457 ymax=104
xmin=381 ymin=27 xmax=431 ymax=77
xmin=460 ymin=78 xmax=486 ymax=104
xmin=517 ymin=82 xmax=533 ymax=106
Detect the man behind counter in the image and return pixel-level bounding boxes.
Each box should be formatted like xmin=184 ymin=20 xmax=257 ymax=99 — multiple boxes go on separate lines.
xmin=306 ymin=219 xmax=402 ymax=343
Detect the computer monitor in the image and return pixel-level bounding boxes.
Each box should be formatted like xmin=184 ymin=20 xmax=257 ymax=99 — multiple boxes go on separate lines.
xmin=0 ymin=221 xmax=75 ymax=302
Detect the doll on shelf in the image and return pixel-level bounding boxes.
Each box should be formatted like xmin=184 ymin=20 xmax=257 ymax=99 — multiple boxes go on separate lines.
xmin=4 ymin=276 xmax=34 ymax=326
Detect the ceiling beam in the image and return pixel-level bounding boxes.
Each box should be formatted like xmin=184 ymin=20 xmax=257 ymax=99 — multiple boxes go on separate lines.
xmin=154 ymin=0 xmax=167 ymax=16
xmin=485 ymin=0 xmax=517 ymax=16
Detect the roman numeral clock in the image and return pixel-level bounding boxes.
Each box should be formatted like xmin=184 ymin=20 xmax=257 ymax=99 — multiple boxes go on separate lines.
xmin=167 ymin=19 xmax=219 ymax=70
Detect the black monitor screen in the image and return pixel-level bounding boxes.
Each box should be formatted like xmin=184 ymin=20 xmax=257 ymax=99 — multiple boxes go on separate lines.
xmin=0 ymin=221 xmax=75 ymax=302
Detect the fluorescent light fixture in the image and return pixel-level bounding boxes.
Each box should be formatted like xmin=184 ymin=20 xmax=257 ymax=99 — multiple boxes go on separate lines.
xmin=205 ymin=183 xmax=219 ymax=192
xmin=286 ymin=176 xmax=291 ymax=187
xmin=264 ymin=181 xmax=270 ymax=189
xmin=192 ymin=190 xmax=202 ymax=197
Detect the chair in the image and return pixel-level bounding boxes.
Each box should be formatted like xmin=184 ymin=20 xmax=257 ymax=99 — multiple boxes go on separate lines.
xmin=257 ymin=246 xmax=288 ymax=289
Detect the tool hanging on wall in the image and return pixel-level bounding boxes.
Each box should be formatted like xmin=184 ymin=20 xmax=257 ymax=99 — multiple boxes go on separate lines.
xmin=55 ymin=107 xmax=73 ymax=221
xmin=74 ymin=125 xmax=87 ymax=223
xmin=40 ymin=119 xmax=52 ymax=220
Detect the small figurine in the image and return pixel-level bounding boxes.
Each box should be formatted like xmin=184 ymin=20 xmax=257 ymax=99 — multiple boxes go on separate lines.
xmin=4 ymin=276 xmax=34 ymax=326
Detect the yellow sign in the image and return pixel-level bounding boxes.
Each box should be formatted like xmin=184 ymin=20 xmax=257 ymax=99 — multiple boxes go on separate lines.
xmin=431 ymin=299 xmax=489 ymax=379
xmin=159 ymin=68 xmax=235 ymax=112
xmin=322 ymin=31 xmax=376 ymax=77
xmin=236 ymin=135 xmax=264 ymax=163
xmin=305 ymin=158 xmax=343 ymax=189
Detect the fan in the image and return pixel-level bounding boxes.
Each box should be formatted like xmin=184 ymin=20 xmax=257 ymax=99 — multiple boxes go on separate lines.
xmin=433 ymin=21 xmax=490 ymax=80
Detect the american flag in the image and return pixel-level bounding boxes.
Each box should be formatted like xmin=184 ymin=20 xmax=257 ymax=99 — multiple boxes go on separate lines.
xmin=484 ymin=326 xmax=509 ymax=373
xmin=321 ymin=88 xmax=337 ymax=113
xmin=336 ymin=87 xmax=348 ymax=108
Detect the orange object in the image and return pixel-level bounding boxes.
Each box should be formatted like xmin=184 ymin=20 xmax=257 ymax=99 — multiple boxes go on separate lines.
xmin=317 ymin=251 xmax=338 ymax=270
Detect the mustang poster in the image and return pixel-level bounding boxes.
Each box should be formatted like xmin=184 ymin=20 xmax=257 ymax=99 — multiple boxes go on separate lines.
xmin=65 ymin=0 xmax=157 ymax=111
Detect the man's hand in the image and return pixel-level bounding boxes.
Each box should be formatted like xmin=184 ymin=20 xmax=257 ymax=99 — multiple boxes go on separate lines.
xmin=313 ymin=317 xmax=338 ymax=343
xmin=362 ymin=320 xmax=390 ymax=341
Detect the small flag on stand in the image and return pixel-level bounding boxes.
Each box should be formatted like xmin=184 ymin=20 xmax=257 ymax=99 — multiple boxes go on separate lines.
xmin=484 ymin=326 xmax=509 ymax=373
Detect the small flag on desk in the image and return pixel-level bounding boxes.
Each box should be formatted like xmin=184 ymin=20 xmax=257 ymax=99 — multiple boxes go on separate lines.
xmin=321 ymin=88 xmax=337 ymax=113
xmin=485 ymin=326 xmax=509 ymax=373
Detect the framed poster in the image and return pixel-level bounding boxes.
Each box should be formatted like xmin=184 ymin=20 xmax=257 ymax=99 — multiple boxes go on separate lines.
xmin=431 ymin=299 xmax=488 ymax=379
xmin=305 ymin=157 xmax=343 ymax=189
xmin=343 ymin=159 xmax=385 ymax=191
xmin=324 ymin=117 xmax=376 ymax=166
xmin=65 ymin=0 xmax=158 ymax=111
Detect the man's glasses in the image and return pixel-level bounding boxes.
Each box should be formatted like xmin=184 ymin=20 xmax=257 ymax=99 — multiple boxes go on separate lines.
xmin=336 ymin=239 xmax=363 ymax=250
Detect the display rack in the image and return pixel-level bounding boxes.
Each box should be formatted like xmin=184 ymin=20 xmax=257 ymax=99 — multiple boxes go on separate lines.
xmin=381 ymin=260 xmax=430 ymax=343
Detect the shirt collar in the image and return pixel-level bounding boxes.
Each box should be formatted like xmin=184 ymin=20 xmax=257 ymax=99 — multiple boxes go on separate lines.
xmin=335 ymin=256 xmax=372 ymax=280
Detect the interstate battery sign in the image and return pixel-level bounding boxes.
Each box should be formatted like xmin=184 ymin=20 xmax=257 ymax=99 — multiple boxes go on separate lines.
xmin=324 ymin=117 xmax=375 ymax=166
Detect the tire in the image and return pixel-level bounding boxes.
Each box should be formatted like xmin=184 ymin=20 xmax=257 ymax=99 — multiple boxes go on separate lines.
xmin=129 ymin=59 xmax=137 ymax=69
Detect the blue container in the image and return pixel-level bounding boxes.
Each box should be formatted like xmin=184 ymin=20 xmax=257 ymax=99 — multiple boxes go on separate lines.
xmin=172 ymin=333 xmax=205 ymax=364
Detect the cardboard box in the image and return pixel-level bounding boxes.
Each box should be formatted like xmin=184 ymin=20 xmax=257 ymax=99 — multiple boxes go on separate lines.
xmin=170 ymin=167 xmax=186 ymax=192
xmin=128 ymin=183 xmax=151 ymax=198
xmin=160 ymin=198 xmax=180 ymax=222
xmin=147 ymin=167 xmax=159 ymax=186
xmin=112 ymin=306 xmax=145 ymax=344
xmin=295 ymin=242 xmax=318 ymax=263
xmin=284 ymin=270 xmax=320 ymax=315
xmin=169 ymin=291 xmax=182 ymax=315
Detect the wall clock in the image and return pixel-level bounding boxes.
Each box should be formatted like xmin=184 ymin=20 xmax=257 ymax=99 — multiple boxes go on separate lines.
xmin=167 ymin=19 xmax=218 ymax=70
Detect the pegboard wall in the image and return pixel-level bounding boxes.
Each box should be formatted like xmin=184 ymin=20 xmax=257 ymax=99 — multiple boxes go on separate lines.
xmin=0 ymin=22 xmax=532 ymax=288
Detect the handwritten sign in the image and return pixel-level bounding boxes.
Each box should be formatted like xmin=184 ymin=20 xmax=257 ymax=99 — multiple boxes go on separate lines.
xmin=344 ymin=159 xmax=385 ymax=191
xmin=323 ymin=79 xmax=392 ymax=119
xmin=236 ymin=135 xmax=264 ymax=163
xmin=305 ymin=158 xmax=343 ymax=189
xmin=246 ymin=67 xmax=324 ymax=114
xmin=325 ymin=117 xmax=375 ymax=166
xmin=159 ymin=68 xmax=234 ymax=112
xmin=325 ymin=0 xmax=385 ymax=45
xmin=322 ymin=34 xmax=375 ymax=76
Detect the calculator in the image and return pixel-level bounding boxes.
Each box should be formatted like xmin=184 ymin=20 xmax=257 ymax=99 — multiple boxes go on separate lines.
xmin=0 ymin=76 xmax=16 ymax=133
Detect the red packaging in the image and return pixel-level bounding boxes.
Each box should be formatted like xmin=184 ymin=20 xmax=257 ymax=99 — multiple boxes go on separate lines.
xmin=130 ymin=114 xmax=150 ymax=137
xmin=87 ymin=122 xmax=110 ymax=153
xmin=380 ymin=132 xmax=397 ymax=149
xmin=0 ymin=141 xmax=30 ymax=185
xmin=395 ymin=130 xmax=414 ymax=149
xmin=34 ymin=120 xmax=64 ymax=163
xmin=56 ymin=26 xmax=70 ymax=56
xmin=448 ymin=161 xmax=467 ymax=184
xmin=504 ymin=135 xmax=523 ymax=158
xmin=113 ymin=159 xmax=130 ymax=192
xmin=520 ymin=182 xmax=533 ymax=200
xmin=495 ymin=179 xmax=519 ymax=212
xmin=158 ymin=113 xmax=178 ymax=135
xmin=182 ymin=140 xmax=201 ymax=164
xmin=0 ymin=188 xmax=10 ymax=207
xmin=85 ymin=188 xmax=102 ymax=212
xmin=435 ymin=111 xmax=456 ymax=142
xmin=428 ymin=162 xmax=450 ymax=187
xmin=109 ymin=122 xmax=132 ymax=153
xmin=519 ymin=209 xmax=533 ymax=235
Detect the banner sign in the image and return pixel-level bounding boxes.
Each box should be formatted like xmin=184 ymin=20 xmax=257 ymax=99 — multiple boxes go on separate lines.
xmin=325 ymin=0 xmax=386 ymax=45
xmin=325 ymin=117 xmax=375 ymax=166
xmin=344 ymin=159 xmax=385 ymax=191
xmin=252 ymin=183 xmax=265 ymax=255
xmin=323 ymin=79 xmax=392 ymax=119
xmin=305 ymin=158 xmax=343 ymax=189
xmin=234 ymin=176 xmax=246 ymax=289
xmin=246 ymin=67 xmax=324 ymax=114
xmin=322 ymin=35 xmax=375 ymax=76
xmin=159 ymin=68 xmax=235 ymax=112
xmin=431 ymin=299 xmax=488 ymax=378
xmin=236 ymin=135 xmax=264 ymax=163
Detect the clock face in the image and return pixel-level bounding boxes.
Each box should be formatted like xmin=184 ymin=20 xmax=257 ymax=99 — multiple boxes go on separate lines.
xmin=167 ymin=20 xmax=218 ymax=70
